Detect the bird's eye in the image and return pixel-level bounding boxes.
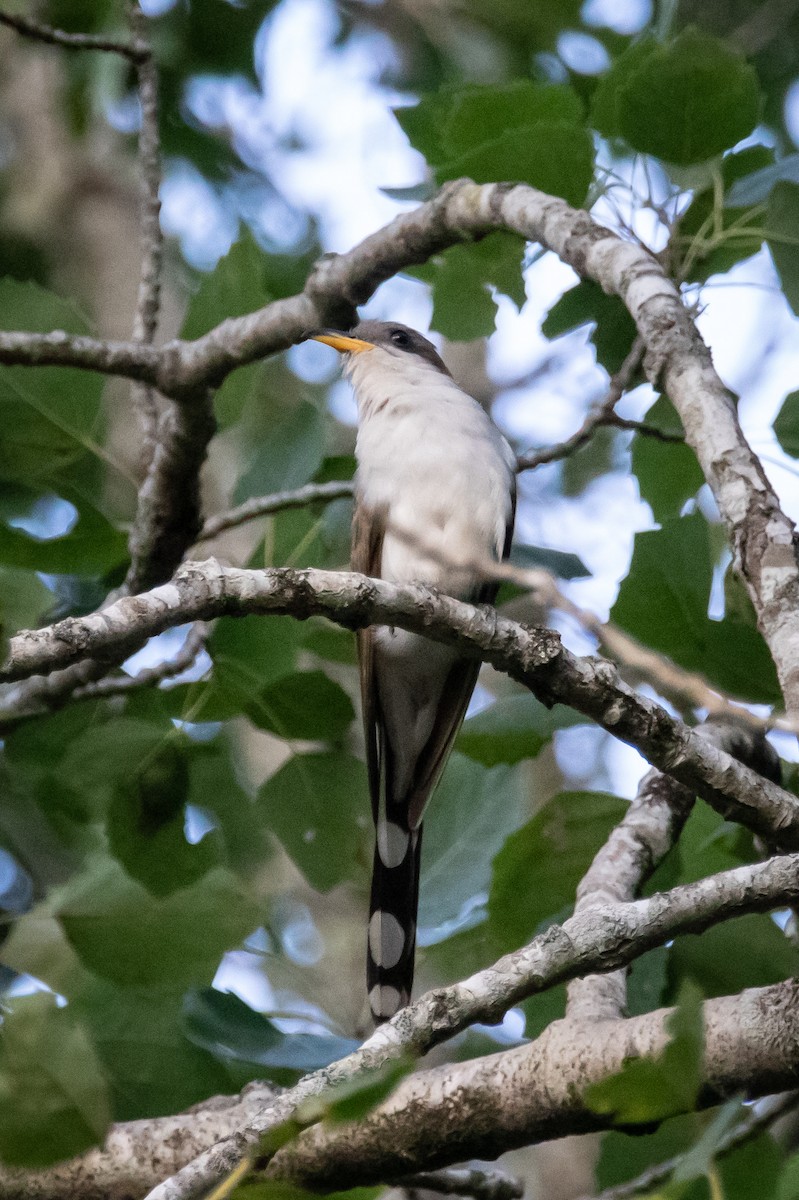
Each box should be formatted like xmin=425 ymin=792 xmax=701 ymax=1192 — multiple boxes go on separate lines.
xmin=390 ymin=329 xmax=411 ymax=348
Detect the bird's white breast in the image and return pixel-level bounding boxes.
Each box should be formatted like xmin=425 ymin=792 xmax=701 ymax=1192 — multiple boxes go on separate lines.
xmin=349 ymin=347 xmax=516 ymax=597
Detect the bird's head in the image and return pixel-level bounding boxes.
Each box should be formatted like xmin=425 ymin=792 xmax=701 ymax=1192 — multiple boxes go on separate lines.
xmin=304 ymin=320 xmax=451 ymax=381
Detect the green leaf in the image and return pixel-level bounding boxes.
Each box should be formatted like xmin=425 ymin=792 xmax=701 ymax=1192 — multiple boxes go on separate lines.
xmin=302 ymin=620 xmax=358 ymax=665
xmin=597 ymin=1113 xmax=702 ymax=1191
xmin=71 ymin=978 xmax=231 ymax=1121
xmin=0 ymin=993 xmax=111 ymax=1167
xmin=597 ymin=30 xmax=760 ymax=164
xmin=488 ymin=791 xmax=627 ymax=952
xmin=631 ymin=397 xmax=702 ymax=520
xmin=0 ymin=497 xmax=126 ymax=576
xmin=767 ymin=182 xmax=799 ymax=315
xmin=408 ymin=233 xmax=525 ymax=341
xmin=0 ymin=566 xmax=52 ymax=636
xmin=257 ymin=752 xmax=369 ymax=892
xmin=542 ymin=280 xmax=639 ymax=375
xmin=183 ymin=989 xmax=359 ymax=1075
xmin=611 ymin=513 xmax=780 ymax=704
xmin=240 ymin=671 xmax=355 ymax=740
xmin=457 ymin=695 xmax=583 ymax=766
xmin=0 ymin=279 xmax=106 ymax=487
xmin=728 ymin=152 xmax=799 ymax=206
xmin=234 ymin=397 xmax=326 ymax=503
xmin=672 ymin=1098 xmax=745 ymax=1184
xmin=586 ymin=982 xmax=704 ymax=1125
xmin=211 ymin=614 xmax=302 ymax=691
xmin=778 ymin=1152 xmax=799 ymax=1200
xmin=181 ymin=231 xmax=273 ymax=342
xmin=440 ymin=121 xmax=594 ymax=208
xmin=441 ymin=81 xmax=584 ymax=158
xmin=106 ymin=740 xmax=225 ymax=897
xmin=57 ymin=858 xmax=260 ymax=988
xmin=774 ymin=390 xmax=799 ymax=457
xmin=420 ymin=754 xmax=526 ymax=929
xmin=668 ymin=913 xmax=799 ymax=999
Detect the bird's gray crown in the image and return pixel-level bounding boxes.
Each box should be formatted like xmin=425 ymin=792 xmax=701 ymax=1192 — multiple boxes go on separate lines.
xmin=350 ymin=321 xmax=451 ymax=376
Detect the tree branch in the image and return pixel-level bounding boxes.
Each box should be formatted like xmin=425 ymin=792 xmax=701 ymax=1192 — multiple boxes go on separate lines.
xmin=5 ymin=852 xmax=799 ymax=1200
xmin=0 ymin=11 xmax=146 ymax=60
xmin=269 ymin=982 xmax=799 ymax=1192
xmin=196 ymin=481 xmax=355 ymax=542
xmin=0 ymin=179 xmax=790 ymax=714
xmin=3 ymin=560 xmax=796 ymax=844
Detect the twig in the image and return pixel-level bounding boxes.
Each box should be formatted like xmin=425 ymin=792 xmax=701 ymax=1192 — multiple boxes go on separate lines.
xmin=197 ymin=481 xmax=355 ymax=541
xmin=516 ymin=337 xmax=645 ymax=471
xmin=72 ymin=620 xmax=210 ymax=700
xmin=0 ymin=11 xmax=146 ymax=60
xmin=399 ymin=1166 xmax=523 ymax=1200
xmin=583 ymin=1091 xmax=799 ymax=1200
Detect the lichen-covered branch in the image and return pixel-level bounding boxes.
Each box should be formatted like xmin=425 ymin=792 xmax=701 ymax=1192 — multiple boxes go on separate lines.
xmin=565 ymin=720 xmax=780 ymax=1022
xmin=4 ymin=852 xmax=799 ymax=1200
xmin=270 ymin=982 xmax=799 ymax=1192
xmin=197 ymin=480 xmax=354 ymax=542
xmin=3 ymin=560 xmax=797 ymax=845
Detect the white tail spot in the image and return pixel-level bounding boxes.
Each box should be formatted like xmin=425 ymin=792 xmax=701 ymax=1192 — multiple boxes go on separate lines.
xmin=368 ymin=910 xmax=406 ymax=970
xmin=369 ymin=984 xmax=403 ymax=1019
xmin=377 ymin=820 xmax=409 ymax=868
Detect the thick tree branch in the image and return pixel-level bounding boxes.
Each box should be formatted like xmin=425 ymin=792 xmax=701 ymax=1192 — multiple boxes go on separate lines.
xmin=5 ymin=853 xmax=799 ymax=1200
xmin=270 ymin=982 xmax=799 ymax=1191
xmin=3 ymin=561 xmax=796 ymax=844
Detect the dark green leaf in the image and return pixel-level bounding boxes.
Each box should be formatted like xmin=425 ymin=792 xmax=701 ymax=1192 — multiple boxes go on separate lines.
xmin=631 ymin=396 xmax=701 ymax=520
xmin=408 ymin=233 xmax=526 ymax=341
xmin=420 ymin=754 xmax=526 ymax=929
xmin=183 ymin=989 xmax=359 ymax=1074
xmin=257 ymin=753 xmax=369 ymax=892
xmin=602 ymin=30 xmax=760 ymax=164
xmin=106 ymin=741 xmax=225 ymax=897
xmin=241 ymin=671 xmax=355 ymax=740
xmin=0 ymin=992 xmax=111 ymax=1167
xmin=767 ymin=182 xmax=799 ymax=315
xmin=441 ymin=81 xmax=583 ymax=158
xmin=181 ymin=231 xmax=272 ymax=342
xmin=586 ymin=982 xmax=704 ymax=1124
xmin=440 ymin=122 xmax=594 ymax=208
xmin=597 ymin=1113 xmax=702 ymax=1191
xmin=672 ymin=1098 xmax=745 ymax=1183
xmin=542 ymin=280 xmax=638 ymax=375
xmin=668 ymin=913 xmax=799 ymax=1000
xmin=728 ymin=152 xmax=799 ymax=206
xmin=778 ymin=1152 xmax=799 ymax=1200
xmin=0 ymin=279 xmax=106 ymax=488
xmin=234 ymin=397 xmax=326 ymax=503
xmin=611 ymin=514 xmax=780 ymax=704
xmin=57 ymin=859 xmax=260 ymax=987
xmin=488 ymin=791 xmax=627 ymax=952
xmin=774 ymin=390 xmax=799 ymax=457
xmin=591 ymin=36 xmax=659 ymax=140
xmin=211 ymin=614 xmax=302 ymax=691
xmin=677 ymin=147 xmax=773 ymax=283
xmin=457 ymin=695 xmax=583 ymax=766
xmin=0 ymin=499 xmax=126 ymax=575
xmin=301 ymin=620 xmax=357 ymax=665
xmin=72 ymin=979 xmax=230 ymax=1121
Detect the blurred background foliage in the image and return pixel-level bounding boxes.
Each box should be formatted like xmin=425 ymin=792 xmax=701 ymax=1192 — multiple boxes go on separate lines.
xmin=1 ymin=0 xmax=799 ymax=1195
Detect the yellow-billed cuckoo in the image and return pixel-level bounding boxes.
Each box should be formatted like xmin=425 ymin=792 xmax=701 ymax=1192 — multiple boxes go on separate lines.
xmin=309 ymin=320 xmax=516 ymax=1023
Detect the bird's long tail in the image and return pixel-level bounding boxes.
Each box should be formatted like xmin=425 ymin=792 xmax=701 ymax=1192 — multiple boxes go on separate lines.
xmin=367 ymin=822 xmax=423 ymax=1024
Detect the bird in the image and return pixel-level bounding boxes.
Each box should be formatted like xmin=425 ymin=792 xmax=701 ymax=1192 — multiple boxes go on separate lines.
xmin=308 ymin=320 xmax=517 ymax=1024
